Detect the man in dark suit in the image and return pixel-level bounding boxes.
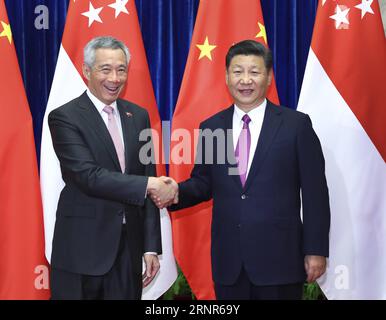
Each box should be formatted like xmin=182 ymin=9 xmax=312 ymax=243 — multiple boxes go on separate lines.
xmin=48 ymin=36 xmax=176 ymax=299
xmin=160 ymin=40 xmax=330 ymax=299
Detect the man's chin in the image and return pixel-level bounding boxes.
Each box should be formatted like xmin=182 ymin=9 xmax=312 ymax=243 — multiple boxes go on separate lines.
xmin=103 ymin=93 xmax=120 ymax=104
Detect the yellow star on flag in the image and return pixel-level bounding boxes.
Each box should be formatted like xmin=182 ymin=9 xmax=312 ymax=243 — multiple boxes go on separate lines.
xmin=255 ymin=22 xmax=267 ymax=44
xmin=196 ymin=36 xmax=217 ymax=61
xmin=0 ymin=21 xmax=12 ymax=44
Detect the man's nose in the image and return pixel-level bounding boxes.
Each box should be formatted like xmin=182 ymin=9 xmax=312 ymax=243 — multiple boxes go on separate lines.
xmin=108 ymin=70 xmax=120 ymax=82
xmin=240 ymin=73 xmax=252 ymax=84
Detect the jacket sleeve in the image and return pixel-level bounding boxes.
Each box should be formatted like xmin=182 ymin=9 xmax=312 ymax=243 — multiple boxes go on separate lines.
xmin=297 ymin=114 xmax=330 ymax=257
xmin=170 ymin=123 xmax=213 ymax=211
xmin=142 ymin=112 xmax=162 ymax=254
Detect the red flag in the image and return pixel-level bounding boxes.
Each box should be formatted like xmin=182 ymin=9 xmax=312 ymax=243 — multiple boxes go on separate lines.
xmin=170 ymin=0 xmax=279 ymax=299
xmin=298 ymin=0 xmax=386 ymax=298
xmin=0 ymin=0 xmax=49 ymax=299
xmin=40 ymin=0 xmax=177 ymax=299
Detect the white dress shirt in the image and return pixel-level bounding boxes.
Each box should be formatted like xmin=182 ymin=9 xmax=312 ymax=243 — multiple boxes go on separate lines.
xmin=232 ymin=99 xmax=267 ymax=179
xmin=87 ymin=90 xmax=130 ymax=223
xmin=86 ymin=90 xmax=125 ymax=147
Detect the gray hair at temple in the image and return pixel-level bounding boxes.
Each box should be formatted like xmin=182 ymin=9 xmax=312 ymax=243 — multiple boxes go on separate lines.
xmin=83 ymin=36 xmax=131 ymax=68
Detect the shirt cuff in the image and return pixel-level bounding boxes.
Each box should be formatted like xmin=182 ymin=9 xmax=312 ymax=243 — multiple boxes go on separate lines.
xmin=144 ymin=252 xmax=157 ymax=256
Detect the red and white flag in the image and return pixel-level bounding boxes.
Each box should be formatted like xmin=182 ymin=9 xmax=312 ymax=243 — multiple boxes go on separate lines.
xmin=0 ymin=0 xmax=49 ymax=299
xmin=40 ymin=0 xmax=177 ymax=299
xmin=170 ymin=0 xmax=279 ymax=299
xmin=298 ymin=0 xmax=386 ymax=299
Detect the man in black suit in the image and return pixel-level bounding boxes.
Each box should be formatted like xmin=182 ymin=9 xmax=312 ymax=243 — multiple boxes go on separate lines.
xmin=48 ymin=36 xmax=176 ymax=299
xmin=160 ymin=40 xmax=330 ymax=299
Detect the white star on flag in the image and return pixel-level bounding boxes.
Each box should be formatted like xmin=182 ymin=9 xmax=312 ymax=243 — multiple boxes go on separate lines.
xmin=81 ymin=2 xmax=103 ymax=27
xmin=322 ymin=0 xmax=327 ymax=6
xmin=329 ymin=5 xmax=350 ymax=29
xmin=355 ymin=0 xmax=374 ymax=19
xmin=108 ymin=0 xmax=129 ymax=18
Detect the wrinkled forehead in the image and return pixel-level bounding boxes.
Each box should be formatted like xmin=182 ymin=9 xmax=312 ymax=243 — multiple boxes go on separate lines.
xmin=93 ymin=48 xmax=128 ymax=66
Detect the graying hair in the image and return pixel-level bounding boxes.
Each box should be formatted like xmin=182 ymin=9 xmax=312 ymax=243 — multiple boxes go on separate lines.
xmin=84 ymin=36 xmax=130 ymax=68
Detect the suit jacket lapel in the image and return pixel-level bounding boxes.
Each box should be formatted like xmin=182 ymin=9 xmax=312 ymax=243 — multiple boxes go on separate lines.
xmin=77 ymin=92 xmax=122 ymax=171
xmin=220 ymin=105 xmax=243 ymax=189
xmin=117 ymin=100 xmax=136 ymax=173
xmin=244 ymin=101 xmax=282 ymax=191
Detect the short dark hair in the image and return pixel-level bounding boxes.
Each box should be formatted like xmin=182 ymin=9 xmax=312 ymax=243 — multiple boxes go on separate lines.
xmin=226 ymin=40 xmax=272 ymax=71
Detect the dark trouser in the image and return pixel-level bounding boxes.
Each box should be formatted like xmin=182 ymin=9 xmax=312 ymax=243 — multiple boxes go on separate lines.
xmin=215 ymin=267 xmax=303 ymax=300
xmin=50 ymin=228 xmax=141 ymax=300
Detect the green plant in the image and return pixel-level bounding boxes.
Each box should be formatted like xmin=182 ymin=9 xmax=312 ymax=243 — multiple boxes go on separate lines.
xmin=303 ymin=282 xmax=325 ymax=300
xmin=162 ymin=265 xmax=195 ymax=300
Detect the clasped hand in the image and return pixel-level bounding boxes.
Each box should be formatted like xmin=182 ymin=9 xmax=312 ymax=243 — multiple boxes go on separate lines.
xmin=147 ymin=176 xmax=178 ymax=209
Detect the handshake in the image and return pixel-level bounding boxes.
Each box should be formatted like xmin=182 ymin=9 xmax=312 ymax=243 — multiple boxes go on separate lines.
xmin=147 ymin=176 xmax=179 ymax=209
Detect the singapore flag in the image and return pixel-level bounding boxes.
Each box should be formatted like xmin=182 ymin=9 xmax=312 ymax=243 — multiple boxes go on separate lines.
xmin=298 ymin=0 xmax=386 ymax=299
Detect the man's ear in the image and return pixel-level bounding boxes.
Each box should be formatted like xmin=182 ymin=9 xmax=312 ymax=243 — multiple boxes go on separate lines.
xmin=82 ymin=64 xmax=90 ymax=80
xmin=268 ymin=69 xmax=273 ymax=86
xmin=225 ymin=70 xmax=229 ymax=85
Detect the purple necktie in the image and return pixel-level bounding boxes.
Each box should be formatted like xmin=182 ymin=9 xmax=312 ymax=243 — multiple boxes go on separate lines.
xmin=235 ymin=114 xmax=251 ymax=187
xmin=103 ymin=106 xmax=125 ymax=173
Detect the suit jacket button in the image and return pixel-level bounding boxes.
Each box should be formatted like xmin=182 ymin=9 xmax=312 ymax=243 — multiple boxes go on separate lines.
xmin=241 ymin=194 xmax=246 ymax=200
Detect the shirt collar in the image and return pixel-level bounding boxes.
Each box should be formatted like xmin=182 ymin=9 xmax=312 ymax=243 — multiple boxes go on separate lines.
xmin=86 ymin=89 xmax=118 ymax=115
xmin=234 ymin=99 xmax=267 ymax=123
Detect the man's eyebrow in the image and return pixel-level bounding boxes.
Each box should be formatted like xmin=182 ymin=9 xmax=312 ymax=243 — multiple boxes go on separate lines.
xmin=96 ymin=64 xmax=112 ymax=68
xmin=96 ymin=63 xmax=127 ymax=69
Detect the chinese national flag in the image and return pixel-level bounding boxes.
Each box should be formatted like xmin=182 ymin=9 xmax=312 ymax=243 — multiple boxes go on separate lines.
xmin=298 ymin=0 xmax=386 ymax=299
xmin=170 ymin=0 xmax=279 ymax=299
xmin=0 ymin=0 xmax=49 ymax=299
xmin=40 ymin=0 xmax=177 ymax=299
